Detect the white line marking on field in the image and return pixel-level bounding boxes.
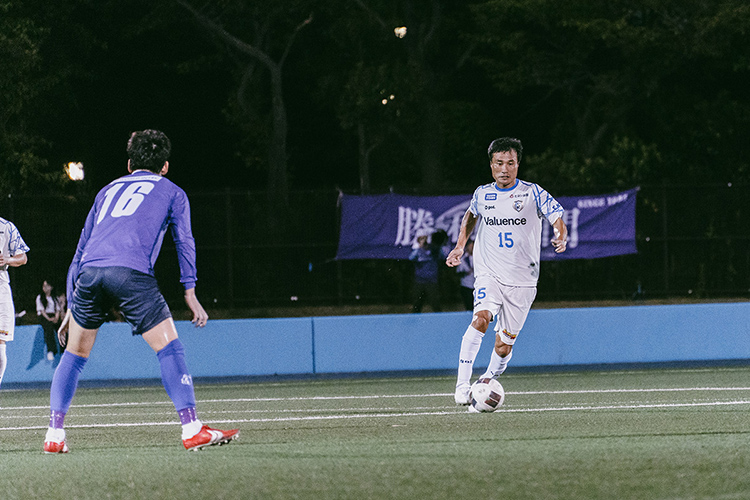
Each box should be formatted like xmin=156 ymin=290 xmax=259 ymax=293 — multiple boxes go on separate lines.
xmin=3 ymin=399 xmax=750 ymax=432
xmin=3 ymin=386 xmax=750 ymax=412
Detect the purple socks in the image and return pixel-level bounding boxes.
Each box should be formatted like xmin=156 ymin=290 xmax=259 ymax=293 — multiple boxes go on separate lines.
xmin=157 ymin=339 xmax=198 ymax=421
xmin=49 ymin=351 xmax=88 ymax=428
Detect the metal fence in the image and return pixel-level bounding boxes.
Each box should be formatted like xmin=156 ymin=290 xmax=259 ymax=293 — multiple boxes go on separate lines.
xmin=4 ymin=182 xmax=749 ymax=317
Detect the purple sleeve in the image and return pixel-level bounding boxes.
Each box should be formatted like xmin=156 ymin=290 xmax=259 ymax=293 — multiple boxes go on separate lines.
xmin=169 ymin=189 xmax=198 ymax=289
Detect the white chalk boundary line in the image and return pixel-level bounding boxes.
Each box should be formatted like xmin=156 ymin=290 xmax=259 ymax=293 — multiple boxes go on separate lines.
xmin=3 ymin=386 xmax=750 ymax=432
xmin=3 ymin=400 xmax=750 ymax=432
xmin=3 ymin=386 xmax=750 ymax=411
xmin=4 ymin=386 xmax=750 ymax=411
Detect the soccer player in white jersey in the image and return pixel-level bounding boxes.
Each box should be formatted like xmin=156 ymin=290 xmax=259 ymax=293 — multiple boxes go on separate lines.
xmin=44 ymin=130 xmax=238 ymax=453
xmin=446 ymin=137 xmax=568 ymax=406
xmin=0 ymin=218 xmax=29 ymax=390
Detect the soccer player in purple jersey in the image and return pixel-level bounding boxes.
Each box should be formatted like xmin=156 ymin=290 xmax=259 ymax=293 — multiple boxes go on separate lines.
xmin=446 ymin=137 xmax=568 ymax=408
xmin=44 ymin=130 xmax=238 ymax=453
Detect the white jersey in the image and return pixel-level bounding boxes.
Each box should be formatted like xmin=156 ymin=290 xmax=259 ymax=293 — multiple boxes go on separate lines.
xmin=470 ymin=179 xmax=563 ymax=287
xmin=0 ymin=217 xmax=30 ymax=302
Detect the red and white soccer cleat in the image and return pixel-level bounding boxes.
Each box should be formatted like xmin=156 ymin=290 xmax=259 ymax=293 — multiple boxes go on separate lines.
xmin=182 ymin=425 xmax=240 ymax=451
xmin=43 ymin=440 xmax=70 ymax=454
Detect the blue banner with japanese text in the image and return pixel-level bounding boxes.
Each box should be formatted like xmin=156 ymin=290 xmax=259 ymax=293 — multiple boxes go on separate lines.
xmin=336 ymin=188 xmax=638 ymax=261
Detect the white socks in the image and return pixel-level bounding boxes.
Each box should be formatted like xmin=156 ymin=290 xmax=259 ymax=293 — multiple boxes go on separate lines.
xmin=0 ymin=343 xmax=6 ymax=388
xmin=456 ymin=326 xmax=484 ymax=389
xmin=481 ymin=350 xmax=513 ymax=379
xmin=45 ymin=427 xmax=65 ymax=443
xmin=181 ymin=419 xmax=203 ymax=440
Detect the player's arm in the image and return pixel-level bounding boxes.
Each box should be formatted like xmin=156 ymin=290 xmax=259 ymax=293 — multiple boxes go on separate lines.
xmin=0 ymin=221 xmax=29 ymax=269
xmin=58 ymin=309 xmax=71 ymax=348
xmin=0 ymin=252 xmax=27 ymax=267
xmin=446 ymin=209 xmax=478 ymax=267
xmin=551 ymin=217 xmax=568 ymax=253
xmin=170 ymin=190 xmax=207 ymax=327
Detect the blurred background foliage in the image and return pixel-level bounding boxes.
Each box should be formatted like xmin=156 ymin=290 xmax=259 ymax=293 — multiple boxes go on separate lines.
xmin=1 ymin=0 xmax=749 ymax=312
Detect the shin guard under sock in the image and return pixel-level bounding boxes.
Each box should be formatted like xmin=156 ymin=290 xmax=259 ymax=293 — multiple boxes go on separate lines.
xmin=157 ymin=339 xmax=197 ymax=412
xmin=457 ymin=326 xmax=484 ymax=388
xmin=49 ymin=351 xmax=88 ymax=419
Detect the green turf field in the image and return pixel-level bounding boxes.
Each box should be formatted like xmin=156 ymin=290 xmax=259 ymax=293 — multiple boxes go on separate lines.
xmin=2 ymin=366 xmax=750 ymax=499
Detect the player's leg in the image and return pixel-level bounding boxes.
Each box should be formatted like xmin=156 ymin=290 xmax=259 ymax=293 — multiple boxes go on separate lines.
xmin=480 ymin=285 xmax=536 ymax=379
xmin=142 ymin=319 xmax=203 ymax=435
xmin=481 ymin=337 xmax=513 ymax=379
xmin=45 ymin=318 xmax=97 ymax=454
xmin=0 ymin=299 xmax=15 ymax=389
xmin=113 ymin=268 xmax=225 ymax=449
xmin=0 ymin=340 xmax=6 ymax=389
xmin=455 ymin=277 xmax=502 ymax=404
xmin=455 ymin=310 xmax=492 ymax=404
xmin=42 ymin=319 xmax=58 ymax=361
xmin=142 ymin=317 xmax=239 ymax=450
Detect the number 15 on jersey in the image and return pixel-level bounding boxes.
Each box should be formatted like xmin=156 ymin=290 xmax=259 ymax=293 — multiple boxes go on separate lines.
xmin=498 ymin=232 xmax=514 ymax=248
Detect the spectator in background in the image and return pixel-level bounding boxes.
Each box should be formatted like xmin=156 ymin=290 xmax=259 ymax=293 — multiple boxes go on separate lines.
xmin=409 ymin=230 xmax=444 ymax=313
xmin=56 ymin=290 xmax=67 ymax=318
xmin=37 ymin=280 xmax=62 ymax=361
xmin=456 ymin=238 xmax=475 ymax=310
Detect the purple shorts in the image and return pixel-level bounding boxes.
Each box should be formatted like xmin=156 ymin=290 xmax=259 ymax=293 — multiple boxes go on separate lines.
xmin=71 ymin=266 xmax=171 ymax=335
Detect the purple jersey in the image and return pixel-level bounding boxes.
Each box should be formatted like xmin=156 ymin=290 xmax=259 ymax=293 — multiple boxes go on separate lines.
xmin=67 ymin=170 xmax=197 ymax=304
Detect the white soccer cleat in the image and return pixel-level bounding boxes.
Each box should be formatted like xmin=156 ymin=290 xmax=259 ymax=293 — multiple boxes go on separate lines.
xmin=454 ymin=386 xmax=471 ymax=405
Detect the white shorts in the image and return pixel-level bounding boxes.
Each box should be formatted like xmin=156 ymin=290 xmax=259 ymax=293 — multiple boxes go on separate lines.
xmin=472 ymin=274 xmax=536 ymax=345
xmin=0 ymin=300 xmax=15 ymax=341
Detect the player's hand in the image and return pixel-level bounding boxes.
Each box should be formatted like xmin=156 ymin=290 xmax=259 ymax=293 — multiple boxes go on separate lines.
xmin=551 ymin=227 xmax=567 ymax=253
xmin=445 ymin=248 xmax=464 ymax=267
xmin=58 ymin=309 xmax=71 ymax=348
xmin=184 ymin=288 xmax=208 ymax=327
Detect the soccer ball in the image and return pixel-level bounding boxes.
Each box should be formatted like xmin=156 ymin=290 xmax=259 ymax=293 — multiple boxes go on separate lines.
xmin=469 ymin=378 xmax=505 ymax=412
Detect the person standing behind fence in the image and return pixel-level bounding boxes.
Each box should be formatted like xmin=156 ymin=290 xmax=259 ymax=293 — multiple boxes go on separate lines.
xmin=456 ymin=238 xmax=475 ymax=311
xmin=409 ymin=230 xmax=444 ymax=313
xmin=44 ymin=129 xmax=238 ymax=453
xmin=0 ymin=217 xmax=29 ymax=390
xmin=36 ymin=280 xmax=61 ymax=361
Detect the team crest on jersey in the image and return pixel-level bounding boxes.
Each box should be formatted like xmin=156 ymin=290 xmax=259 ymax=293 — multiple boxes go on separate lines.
xmin=485 ymin=193 xmax=497 ymax=201
xmin=513 ymin=200 xmax=524 ymax=212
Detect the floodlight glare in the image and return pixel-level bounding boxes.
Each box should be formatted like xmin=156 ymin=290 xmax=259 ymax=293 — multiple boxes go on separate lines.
xmin=394 ymin=26 xmax=407 ymax=38
xmin=66 ymin=162 xmax=85 ymax=181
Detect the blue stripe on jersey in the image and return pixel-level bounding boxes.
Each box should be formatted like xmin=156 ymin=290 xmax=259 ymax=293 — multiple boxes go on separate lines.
xmin=525 ymin=180 xmax=564 ymax=221
xmin=0 ymin=218 xmax=30 ymax=254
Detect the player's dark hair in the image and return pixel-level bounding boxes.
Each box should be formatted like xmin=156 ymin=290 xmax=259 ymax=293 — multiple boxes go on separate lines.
xmin=487 ymin=137 xmax=523 ymax=163
xmin=127 ymin=129 xmax=171 ymax=173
